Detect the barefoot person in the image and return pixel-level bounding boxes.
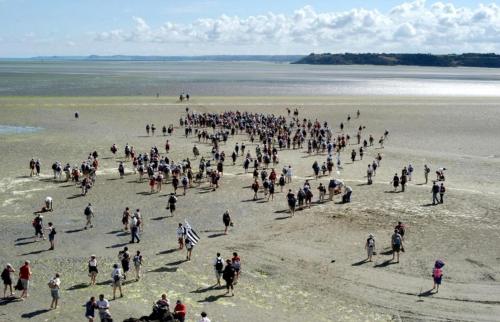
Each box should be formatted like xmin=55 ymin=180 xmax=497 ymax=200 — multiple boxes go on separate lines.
xmin=214 ymin=253 xmax=224 ymax=286
xmin=391 ymin=229 xmax=403 ymax=263
xmin=432 ymin=260 xmax=445 ymax=293
xmin=88 ymin=255 xmax=98 ymax=285
xmin=222 ymin=210 xmax=232 ymax=235
xmin=48 ymin=273 xmax=61 ymax=309
xmin=223 ymin=259 xmax=236 ymax=296
xmin=111 ymin=264 xmax=123 ymax=300
xmin=365 ymin=234 xmax=375 ymax=262
xmin=2 ymin=264 xmax=15 ymax=298
xmin=19 ymin=260 xmax=31 ymax=299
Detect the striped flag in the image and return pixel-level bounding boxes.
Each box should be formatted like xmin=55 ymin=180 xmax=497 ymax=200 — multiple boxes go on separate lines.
xmin=184 ymin=219 xmax=200 ymax=245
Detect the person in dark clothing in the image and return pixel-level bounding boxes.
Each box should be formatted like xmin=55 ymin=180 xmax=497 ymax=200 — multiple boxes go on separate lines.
xmin=222 ymin=259 xmax=236 ymax=296
xmin=439 ymin=183 xmax=446 ymax=204
xmin=432 ymin=181 xmax=440 ymax=205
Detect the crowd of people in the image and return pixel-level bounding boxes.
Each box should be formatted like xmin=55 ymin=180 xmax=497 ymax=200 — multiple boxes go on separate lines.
xmin=2 ymin=106 xmax=450 ymax=321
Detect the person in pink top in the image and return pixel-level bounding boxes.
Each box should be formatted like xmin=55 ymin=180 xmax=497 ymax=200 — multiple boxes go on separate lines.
xmin=432 ymin=261 xmax=444 ymax=293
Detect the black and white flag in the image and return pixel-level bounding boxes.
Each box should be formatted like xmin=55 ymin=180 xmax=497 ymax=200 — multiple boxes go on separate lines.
xmin=184 ymin=219 xmax=200 ymax=245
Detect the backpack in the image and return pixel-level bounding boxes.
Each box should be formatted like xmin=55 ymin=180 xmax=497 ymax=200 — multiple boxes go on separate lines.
xmin=215 ymin=258 xmax=223 ymax=272
xmin=367 ymin=238 xmax=375 ymax=248
xmin=113 ymin=274 xmax=120 ymax=282
xmin=84 ymin=207 xmax=91 ymax=216
xmin=393 ymin=234 xmax=401 ymax=246
xmin=169 ymin=196 xmax=177 ymax=204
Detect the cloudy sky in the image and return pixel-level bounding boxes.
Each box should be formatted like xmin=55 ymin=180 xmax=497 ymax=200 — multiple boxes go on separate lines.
xmin=0 ymin=0 xmax=499 ymax=57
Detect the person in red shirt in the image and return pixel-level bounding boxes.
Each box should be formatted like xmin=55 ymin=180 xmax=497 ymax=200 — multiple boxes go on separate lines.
xmin=173 ymin=299 xmax=186 ymax=322
xmin=19 ymin=260 xmax=32 ymax=299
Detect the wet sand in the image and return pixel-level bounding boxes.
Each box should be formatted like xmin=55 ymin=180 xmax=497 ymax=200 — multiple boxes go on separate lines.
xmin=1 ymin=96 xmax=500 ymax=321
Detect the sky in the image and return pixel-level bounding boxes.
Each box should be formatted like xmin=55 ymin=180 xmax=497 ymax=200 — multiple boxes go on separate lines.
xmin=0 ymin=0 xmax=499 ymax=57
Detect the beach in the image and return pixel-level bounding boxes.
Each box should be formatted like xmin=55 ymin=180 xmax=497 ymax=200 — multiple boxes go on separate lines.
xmin=1 ymin=95 xmax=500 ymax=322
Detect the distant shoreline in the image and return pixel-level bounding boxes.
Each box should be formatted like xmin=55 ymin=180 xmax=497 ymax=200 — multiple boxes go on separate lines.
xmin=293 ymin=53 xmax=500 ymax=68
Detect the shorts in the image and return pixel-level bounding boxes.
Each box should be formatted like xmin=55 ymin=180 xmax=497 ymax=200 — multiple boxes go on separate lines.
xmin=434 ymin=276 xmax=442 ymax=285
xmin=49 ymin=235 xmax=55 ymax=241
xmin=89 ymin=266 xmax=98 ymax=274
xmin=367 ymin=247 xmax=374 ymax=257
xmin=223 ymin=220 xmax=230 ymax=227
xmin=21 ymin=279 xmax=29 ymax=290
xmin=112 ymin=279 xmax=122 ymax=287
xmin=51 ymin=288 xmax=60 ymax=299
xmin=392 ymin=244 xmax=401 ymax=252
xmin=169 ymin=204 xmax=176 ymax=212
xmin=215 ymin=271 xmax=222 ymax=279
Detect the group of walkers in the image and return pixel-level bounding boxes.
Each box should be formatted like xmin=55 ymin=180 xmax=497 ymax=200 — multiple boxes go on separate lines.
xmin=7 ymin=105 xmax=453 ymax=321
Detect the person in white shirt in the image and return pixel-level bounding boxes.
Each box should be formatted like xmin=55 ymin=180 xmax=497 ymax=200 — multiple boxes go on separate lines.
xmin=110 ymin=264 xmax=123 ymax=300
xmin=45 ymin=196 xmax=53 ymax=211
xmin=48 ymin=273 xmax=61 ymax=309
xmin=198 ymin=311 xmax=211 ymax=322
xmin=96 ymin=294 xmax=111 ymax=321
xmin=176 ymin=223 xmax=185 ymax=249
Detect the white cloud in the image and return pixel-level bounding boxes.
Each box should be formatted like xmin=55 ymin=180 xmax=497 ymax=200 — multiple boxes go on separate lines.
xmin=94 ymin=1 xmax=500 ymax=53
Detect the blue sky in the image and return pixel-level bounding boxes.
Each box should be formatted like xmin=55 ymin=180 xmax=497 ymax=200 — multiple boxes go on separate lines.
xmin=0 ymin=0 xmax=499 ymax=57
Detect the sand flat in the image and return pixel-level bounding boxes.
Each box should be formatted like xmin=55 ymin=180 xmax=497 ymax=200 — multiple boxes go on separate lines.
xmin=1 ymin=96 xmax=500 ymax=321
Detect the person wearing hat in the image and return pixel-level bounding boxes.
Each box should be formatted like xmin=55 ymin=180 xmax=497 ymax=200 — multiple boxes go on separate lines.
xmin=2 ymin=264 xmax=15 ymax=298
xmin=365 ymin=234 xmax=376 ymax=262
xmin=173 ymin=299 xmax=187 ymax=322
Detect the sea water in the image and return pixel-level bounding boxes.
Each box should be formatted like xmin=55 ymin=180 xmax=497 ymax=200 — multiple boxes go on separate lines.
xmin=0 ymin=61 xmax=499 ymax=97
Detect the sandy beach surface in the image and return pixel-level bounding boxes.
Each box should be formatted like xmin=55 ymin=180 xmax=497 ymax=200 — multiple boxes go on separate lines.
xmin=1 ymin=96 xmax=500 ymax=322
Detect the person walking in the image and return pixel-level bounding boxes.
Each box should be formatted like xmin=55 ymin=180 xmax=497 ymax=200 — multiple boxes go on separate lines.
xmin=48 ymin=273 xmax=61 ymax=309
xmin=118 ymin=247 xmax=130 ymax=280
xmin=130 ymin=215 xmax=140 ymax=243
xmin=424 ymin=164 xmax=430 ymax=184
xmin=84 ymin=203 xmax=94 ymax=229
xmin=222 ymin=210 xmax=232 ymax=235
xmin=46 ymin=222 xmax=56 ymax=250
xmin=167 ymin=193 xmax=177 ymax=216
xmin=96 ymin=294 xmax=112 ymax=322
xmin=2 ymin=264 xmax=15 ymax=298
xmin=214 ymin=253 xmax=224 ymax=286
xmin=432 ymin=181 xmax=440 ymax=205
xmin=85 ymin=296 xmax=97 ymax=322
xmin=176 ymin=223 xmax=185 ymax=249
xmin=133 ymin=251 xmax=143 ymax=281
xmin=222 ymin=259 xmax=236 ymax=296
xmin=88 ymin=255 xmax=98 ymax=285
xmin=185 ymin=239 xmax=194 ymax=261
xmin=232 ymin=252 xmax=241 ymax=283
xmin=365 ymin=234 xmax=376 ymax=262
xmin=391 ymin=229 xmax=403 ymax=263
xmin=110 ymin=264 xmax=123 ymax=300
xmin=439 ymin=183 xmax=446 ymax=204
xmin=19 ymin=260 xmax=31 ymax=299
xmin=391 ymin=174 xmax=400 ymax=192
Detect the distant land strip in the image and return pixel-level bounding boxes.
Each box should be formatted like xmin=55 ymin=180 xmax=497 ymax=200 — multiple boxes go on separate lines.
xmin=292 ymin=53 xmax=500 ymax=68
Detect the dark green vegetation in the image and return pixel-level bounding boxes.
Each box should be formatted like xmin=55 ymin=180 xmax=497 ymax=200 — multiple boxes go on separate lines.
xmin=293 ymin=53 xmax=500 ymax=68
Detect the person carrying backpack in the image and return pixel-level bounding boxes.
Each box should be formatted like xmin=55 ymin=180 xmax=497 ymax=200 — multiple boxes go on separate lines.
xmin=213 ymin=253 xmax=224 ymax=286
xmin=84 ymin=203 xmax=94 ymax=229
xmin=167 ymin=193 xmax=177 ymax=216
